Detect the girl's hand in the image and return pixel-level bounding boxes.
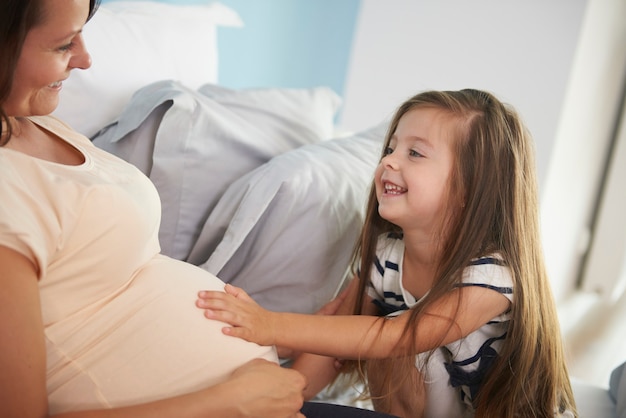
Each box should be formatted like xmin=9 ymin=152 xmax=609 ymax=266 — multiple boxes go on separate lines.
xmin=196 ymin=284 xmax=277 ymax=346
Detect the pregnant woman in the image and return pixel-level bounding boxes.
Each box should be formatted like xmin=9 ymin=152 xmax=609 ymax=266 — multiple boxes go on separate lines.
xmin=0 ymin=0 xmax=304 ymax=416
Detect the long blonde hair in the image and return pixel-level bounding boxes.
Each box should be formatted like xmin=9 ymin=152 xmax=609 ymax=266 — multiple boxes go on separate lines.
xmin=350 ymin=89 xmax=576 ymax=417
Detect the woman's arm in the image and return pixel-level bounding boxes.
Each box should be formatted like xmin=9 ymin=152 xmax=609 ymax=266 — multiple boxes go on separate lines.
xmin=0 ymin=246 xmax=48 ymax=418
xmin=0 ymin=246 xmax=306 ymax=418
xmin=197 ymin=282 xmax=511 ymax=360
xmin=54 ymin=359 xmax=307 ymax=418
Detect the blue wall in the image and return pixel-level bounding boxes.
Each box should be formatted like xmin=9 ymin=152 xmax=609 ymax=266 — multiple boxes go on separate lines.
xmin=101 ymin=0 xmax=360 ymax=99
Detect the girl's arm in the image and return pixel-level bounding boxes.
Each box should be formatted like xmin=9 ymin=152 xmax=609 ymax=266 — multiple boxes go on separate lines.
xmin=289 ymin=277 xmax=373 ymax=400
xmin=0 ymin=246 xmax=306 ymax=418
xmin=277 ymin=278 xmax=354 ymax=360
xmin=197 ymin=282 xmax=510 ymax=360
xmin=292 ymin=353 xmax=340 ymax=400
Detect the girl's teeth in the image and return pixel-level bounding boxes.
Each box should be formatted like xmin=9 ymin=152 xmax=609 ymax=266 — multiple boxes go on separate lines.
xmin=385 ymin=183 xmax=406 ymax=194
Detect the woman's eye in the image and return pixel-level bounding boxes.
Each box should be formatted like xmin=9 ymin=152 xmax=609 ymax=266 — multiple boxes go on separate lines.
xmin=58 ymin=42 xmax=75 ymax=52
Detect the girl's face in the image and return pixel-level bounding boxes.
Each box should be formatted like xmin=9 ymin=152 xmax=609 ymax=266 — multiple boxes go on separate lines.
xmin=374 ymin=107 xmax=456 ymax=236
xmin=4 ymin=0 xmax=91 ymax=117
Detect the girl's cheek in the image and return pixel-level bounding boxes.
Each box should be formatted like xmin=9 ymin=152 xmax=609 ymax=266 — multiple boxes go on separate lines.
xmin=373 ymin=174 xmax=381 ymax=197
xmin=374 ymin=164 xmax=384 ymax=182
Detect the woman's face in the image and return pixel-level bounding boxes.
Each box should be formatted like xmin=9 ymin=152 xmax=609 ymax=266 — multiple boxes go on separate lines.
xmin=4 ymin=0 xmax=91 ymax=117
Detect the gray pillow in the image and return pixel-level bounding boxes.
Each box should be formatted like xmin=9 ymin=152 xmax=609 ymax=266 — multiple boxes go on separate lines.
xmin=93 ymin=80 xmax=341 ymax=261
xmin=610 ymin=361 xmax=626 ymax=418
xmin=187 ymin=122 xmax=388 ymax=314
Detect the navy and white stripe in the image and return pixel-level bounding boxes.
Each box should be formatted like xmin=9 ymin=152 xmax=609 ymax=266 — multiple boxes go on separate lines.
xmin=366 ymin=234 xmax=514 ymax=410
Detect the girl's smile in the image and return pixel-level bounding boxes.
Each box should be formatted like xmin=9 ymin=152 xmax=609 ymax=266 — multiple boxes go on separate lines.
xmin=382 ymin=180 xmax=407 ymax=196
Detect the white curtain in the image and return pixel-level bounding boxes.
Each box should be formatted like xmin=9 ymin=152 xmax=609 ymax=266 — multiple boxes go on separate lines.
xmin=581 ymin=92 xmax=626 ymax=302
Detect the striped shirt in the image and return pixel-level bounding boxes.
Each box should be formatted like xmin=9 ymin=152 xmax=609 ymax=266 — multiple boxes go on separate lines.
xmin=366 ymin=233 xmax=514 ymax=408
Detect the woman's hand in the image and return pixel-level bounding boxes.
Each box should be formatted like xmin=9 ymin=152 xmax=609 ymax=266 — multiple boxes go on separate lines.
xmin=220 ymin=358 xmax=307 ymax=418
xmin=196 ymin=284 xmax=277 ymax=346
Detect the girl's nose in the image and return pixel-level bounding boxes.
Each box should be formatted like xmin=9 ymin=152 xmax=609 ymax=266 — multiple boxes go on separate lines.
xmin=381 ymin=152 xmax=399 ymax=170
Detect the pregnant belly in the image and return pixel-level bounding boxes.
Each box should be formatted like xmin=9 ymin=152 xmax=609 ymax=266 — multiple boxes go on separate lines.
xmin=46 ymin=254 xmax=278 ymax=413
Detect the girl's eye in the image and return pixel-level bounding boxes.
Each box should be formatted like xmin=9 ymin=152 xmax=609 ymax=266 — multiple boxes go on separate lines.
xmin=409 ymin=149 xmax=424 ymax=158
xmin=383 ymin=146 xmax=394 ymax=156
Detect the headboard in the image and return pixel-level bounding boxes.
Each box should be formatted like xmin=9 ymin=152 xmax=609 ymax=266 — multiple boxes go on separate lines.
xmin=102 ymin=0 xmax=360 ymax=96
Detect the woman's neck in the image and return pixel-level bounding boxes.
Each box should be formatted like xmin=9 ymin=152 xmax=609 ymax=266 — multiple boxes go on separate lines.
xmin=3 ymin=116 xmax=85 ymax=165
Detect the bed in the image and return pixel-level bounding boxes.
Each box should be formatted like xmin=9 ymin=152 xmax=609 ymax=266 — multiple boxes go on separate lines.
xmin=51 ymin=2 xmax=625 ymax=416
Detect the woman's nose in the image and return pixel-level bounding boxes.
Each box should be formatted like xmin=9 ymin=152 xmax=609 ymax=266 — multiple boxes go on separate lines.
xmin=69 ymin=34 xmax=92 ymax=70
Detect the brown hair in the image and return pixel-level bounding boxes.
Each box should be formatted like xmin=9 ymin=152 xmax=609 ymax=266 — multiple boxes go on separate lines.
xmin=0 ymin=0 xmax=100 ymax=145
xmin=349 ymin=89 xmax=576 ymax=417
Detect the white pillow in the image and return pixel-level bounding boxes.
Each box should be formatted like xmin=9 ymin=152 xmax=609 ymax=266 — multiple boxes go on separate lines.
xmin=53 ymin=1 xmax=243 ymax=138
xmin=93 ymin=80 xmax=342 ymax=261
xmin=187 ymin=122 xmax=389 ymax=314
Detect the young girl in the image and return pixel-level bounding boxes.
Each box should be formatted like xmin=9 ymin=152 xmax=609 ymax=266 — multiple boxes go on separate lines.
xmin=197 ymin=89 xmax=578 ymax=418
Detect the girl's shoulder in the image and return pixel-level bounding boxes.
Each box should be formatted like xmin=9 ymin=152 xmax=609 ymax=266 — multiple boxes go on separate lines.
xmin=460 ymin=253 xmax=514 ymax=297
xmin=375 ymin=231 xmax=403 ymax=247
xmin=374 ymin=232 xmax=404 ymax=258
xmin=467 ymin=253 xmax=506 ymax=268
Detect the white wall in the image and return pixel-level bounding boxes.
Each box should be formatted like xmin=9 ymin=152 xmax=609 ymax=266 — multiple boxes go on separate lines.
xmin=541 ymin=0 xmax=626 ymax=301
xmin=340 ymin=0 xmax=586 ymax=192
xmin=339 ymin=0 xmax=626 ymax=303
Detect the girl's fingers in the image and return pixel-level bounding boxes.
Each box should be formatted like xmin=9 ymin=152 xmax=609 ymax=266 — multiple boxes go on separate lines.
xmin=224 ymin=283 xmax=254 ymax=303
xmin=196 ymin=287 xmax=254 ymax=308
xmin=203 ymin=307 xmax=230 ymax=322
xmin=195 ymin=294 xmax=230 ymax=310
xmin=197 ymin=290 xmax=229 ymax=302
xmin=196 ymin=289 xmax=247 ymax=311
xmin=223 ymin=283 xmax=239 ymax=295
xmin=196 ymin=287 xmax=262 ymax=342
xmin=221 ymin=324 xmax=254 ymax=342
